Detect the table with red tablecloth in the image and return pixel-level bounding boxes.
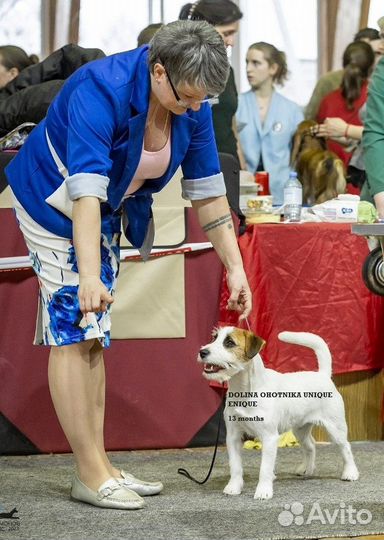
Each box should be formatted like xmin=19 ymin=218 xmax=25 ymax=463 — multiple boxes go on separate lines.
xmin=220 ymin=222 xmax=384 ymax=374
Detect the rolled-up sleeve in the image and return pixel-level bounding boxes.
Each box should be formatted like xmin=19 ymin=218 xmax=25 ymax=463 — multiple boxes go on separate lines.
xmin=181 ymin=105 xmax=226 ymax=200
xmin=65 ymin=77 xmax=120 ymax=200
xmin=362 ymin=57 xmax=384 ymax=196
xmin=181 ymin=172 xmax=226 ymax=200
xmin=66 ymin=172 xmax=109 ymax=201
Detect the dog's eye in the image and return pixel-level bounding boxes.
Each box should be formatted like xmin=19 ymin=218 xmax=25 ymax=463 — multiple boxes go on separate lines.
xmin=224 ymin=337 xmax=236 ymax=348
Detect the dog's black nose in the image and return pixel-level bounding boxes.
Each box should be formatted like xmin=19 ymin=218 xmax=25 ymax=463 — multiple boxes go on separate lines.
xmin=199 ymin=348 xmax=210 ymax=359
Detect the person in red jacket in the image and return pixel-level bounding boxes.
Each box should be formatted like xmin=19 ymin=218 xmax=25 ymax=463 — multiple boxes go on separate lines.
xmin=317 ymin=41 xmax=375 ymax=167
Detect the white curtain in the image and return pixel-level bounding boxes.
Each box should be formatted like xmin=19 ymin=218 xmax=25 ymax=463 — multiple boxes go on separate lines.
xmin=53 ymin=0 xmax=72 ymax=50
xmin=332 ymin=0 xmax=365 ymax=70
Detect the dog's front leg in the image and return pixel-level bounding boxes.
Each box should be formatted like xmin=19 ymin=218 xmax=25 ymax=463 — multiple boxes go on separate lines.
xmin=254 ymin=432 xmax=279 ymax=500
xmin=223 ymin=422 xmax=244 ymax=495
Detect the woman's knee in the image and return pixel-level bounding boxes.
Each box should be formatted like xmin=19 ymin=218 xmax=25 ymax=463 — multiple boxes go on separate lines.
xmin=50 ymin=339 xmax=99 ymax=359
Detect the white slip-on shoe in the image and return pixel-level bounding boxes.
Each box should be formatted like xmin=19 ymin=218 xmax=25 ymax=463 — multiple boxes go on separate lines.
xmin=70 ymin=475 xmax=145 ymax=509
xmin=116 ymin=470 xmax=163 ymax=496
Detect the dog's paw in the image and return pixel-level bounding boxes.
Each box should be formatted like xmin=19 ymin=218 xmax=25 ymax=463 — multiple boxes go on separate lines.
xmin=295 ymin=462 xmax=315 ymax=476
xmin=254 ymin=483 xmax=273 ymax=500
xmin=341 ymin=465 xmax=359 ymax=481
xmin=223 ymin=480 xmax=243 ymax=496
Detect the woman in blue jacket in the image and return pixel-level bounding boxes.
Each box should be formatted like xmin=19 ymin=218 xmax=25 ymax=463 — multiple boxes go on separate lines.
xmin=6 ymin=21 xmax=252 ymax=510
xmin=237 ymin=42 xmax=304 ymax=205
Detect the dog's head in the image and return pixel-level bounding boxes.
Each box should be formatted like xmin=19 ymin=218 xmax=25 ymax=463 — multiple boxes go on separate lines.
xmin=290 ymin=120 xmax=326 ymax=168
xmin=198 ymin=326 xmax=265 ymax=383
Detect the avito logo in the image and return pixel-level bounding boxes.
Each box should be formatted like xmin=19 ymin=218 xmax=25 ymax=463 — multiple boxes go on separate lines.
xmin=341 ymin=207 xmax=353 ymax=214
xmin=278 ymin=501 xmax=372 ymax=527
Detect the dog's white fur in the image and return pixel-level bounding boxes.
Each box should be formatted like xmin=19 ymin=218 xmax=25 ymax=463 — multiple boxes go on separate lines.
xmin=198 ymin=327 xmax=359 ymax=500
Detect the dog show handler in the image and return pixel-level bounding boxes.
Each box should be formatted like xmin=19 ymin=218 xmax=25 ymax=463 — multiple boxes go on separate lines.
xmin=6 ymin=20 xmax=252 ymax=510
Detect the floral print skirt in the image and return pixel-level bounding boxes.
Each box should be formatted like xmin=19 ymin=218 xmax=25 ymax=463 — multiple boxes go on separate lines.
xmin=12 ymin=195 xmax=120 ymax=347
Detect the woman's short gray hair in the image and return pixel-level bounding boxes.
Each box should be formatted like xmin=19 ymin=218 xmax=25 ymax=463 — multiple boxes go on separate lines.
xmin=148 ymin=20 xmax=229 ymax=96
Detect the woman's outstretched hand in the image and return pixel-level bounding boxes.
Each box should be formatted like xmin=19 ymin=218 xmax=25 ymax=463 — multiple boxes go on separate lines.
xmin=226 ymin=266 xmax=252 ymax=320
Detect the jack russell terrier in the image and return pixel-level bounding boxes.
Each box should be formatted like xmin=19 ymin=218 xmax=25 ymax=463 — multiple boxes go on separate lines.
xmin=198 ymin=327 xmax=359 ymax=500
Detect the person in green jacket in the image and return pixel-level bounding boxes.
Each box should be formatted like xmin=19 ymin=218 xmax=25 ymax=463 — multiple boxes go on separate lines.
xmin=362 ymin=56 xmax=384 ymax=215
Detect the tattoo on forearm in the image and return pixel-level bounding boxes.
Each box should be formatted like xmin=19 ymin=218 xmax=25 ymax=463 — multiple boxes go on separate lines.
xmin=202 ymin=213 xmax=233 ymax=233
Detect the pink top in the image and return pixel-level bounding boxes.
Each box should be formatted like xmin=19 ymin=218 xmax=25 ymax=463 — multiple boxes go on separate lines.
xmin=124 ymin=134 xmax=171 ymax=197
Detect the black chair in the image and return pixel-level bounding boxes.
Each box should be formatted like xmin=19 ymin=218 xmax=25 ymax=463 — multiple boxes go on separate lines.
xmin=218 ymin=152 xmax=245 ymax=234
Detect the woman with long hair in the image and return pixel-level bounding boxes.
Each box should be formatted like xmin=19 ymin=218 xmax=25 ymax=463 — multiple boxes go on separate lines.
xmin=236 ymin=42 xmax=304 ymax=205
xmin=316 ymin=40 xmax=375 ymax=167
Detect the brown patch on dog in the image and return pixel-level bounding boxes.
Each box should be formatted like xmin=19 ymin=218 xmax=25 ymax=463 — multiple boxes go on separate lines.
xmin=291 ymin=120 xmax=325 ymax=164
xmin=231 ymin=329 xmax=266 ymax=361
xmin=291 ymin=120 xmax=346 ymax=205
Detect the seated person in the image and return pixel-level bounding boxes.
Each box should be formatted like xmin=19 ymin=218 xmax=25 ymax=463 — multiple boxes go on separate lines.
xmin=236 ymin=41 xmax=303 ymax=205
xmin=314 ymin=33 xmax=384 ymax=194
xmin=316 ymin=41 xmax=375 ymax=168
xmin=0 ymin=45 xmax=39 ymax=89
xmin=0 ymin=44 xmax=105 ymax=136
xmin=305 ymin=27 xmax=383 ymax=120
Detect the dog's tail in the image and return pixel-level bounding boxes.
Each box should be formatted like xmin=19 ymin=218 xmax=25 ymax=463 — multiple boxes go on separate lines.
xmin=278 ymin=332 xmax=332 ymax=376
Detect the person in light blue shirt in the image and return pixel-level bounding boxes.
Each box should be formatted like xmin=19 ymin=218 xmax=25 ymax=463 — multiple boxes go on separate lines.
xmin=237 ymin=42 xmax=304 ymax=205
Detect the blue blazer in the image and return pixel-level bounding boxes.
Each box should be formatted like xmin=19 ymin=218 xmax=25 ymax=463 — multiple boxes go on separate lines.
xmin=237 ymin=90 xmax=303 ymax=205
xmin=6 ymin=46 xmax=225 ymax=249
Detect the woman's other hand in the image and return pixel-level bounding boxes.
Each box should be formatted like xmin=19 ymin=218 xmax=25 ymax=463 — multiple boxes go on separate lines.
xmin=78 ymin=275 xmax=114 ymax=314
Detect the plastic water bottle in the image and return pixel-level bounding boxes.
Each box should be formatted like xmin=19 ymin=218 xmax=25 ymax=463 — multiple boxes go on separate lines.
xmin=284 ymin=171 xmax=302 ymax=222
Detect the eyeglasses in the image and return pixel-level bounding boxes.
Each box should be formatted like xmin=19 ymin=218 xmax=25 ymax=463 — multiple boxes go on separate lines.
xmin=160 ymin=62 xmax=219 ymax=107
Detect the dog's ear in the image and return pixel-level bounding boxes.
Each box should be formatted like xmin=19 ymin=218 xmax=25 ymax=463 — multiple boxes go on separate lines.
xmin=244 ymin=331 xmax=266 ymax=359
xmin=290 ymin=129 xmax=303 ymax=167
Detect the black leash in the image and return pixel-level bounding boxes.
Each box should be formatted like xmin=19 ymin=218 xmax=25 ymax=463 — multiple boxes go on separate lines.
xmin=177 ymin=387 xmax=226 ymax=484
xmin=177 ymin=318 xmax=251 ymax=484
